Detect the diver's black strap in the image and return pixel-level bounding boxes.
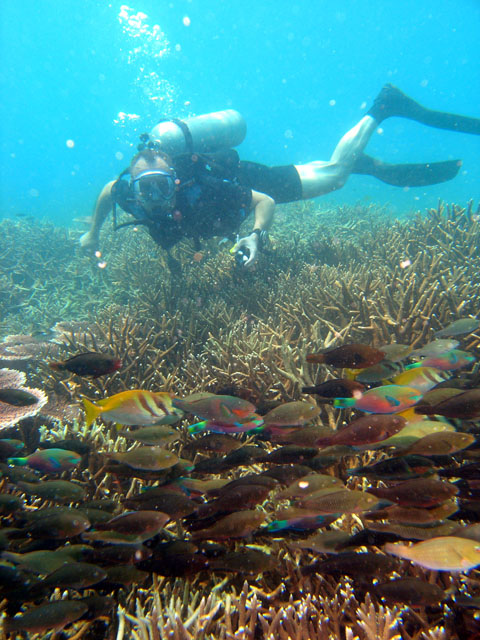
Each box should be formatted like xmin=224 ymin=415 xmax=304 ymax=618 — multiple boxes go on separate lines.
xmin=155 ymin=117 xmax=194 ymax=152
xmin=352 ymin=153 xmax=461 ymax=187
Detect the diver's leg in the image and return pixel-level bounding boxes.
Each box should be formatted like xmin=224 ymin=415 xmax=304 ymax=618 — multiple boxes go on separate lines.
xmin=368 ymin=84 xmax=480 ymax=134
xmin=79 ymin=181 xmax=115 ymax=250
xmin=295 ymin=115 xmax=377 ymax=199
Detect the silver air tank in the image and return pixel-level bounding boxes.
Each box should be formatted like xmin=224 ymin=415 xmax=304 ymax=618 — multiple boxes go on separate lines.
xmin=149 ymin=109 xmax=246 ymax=155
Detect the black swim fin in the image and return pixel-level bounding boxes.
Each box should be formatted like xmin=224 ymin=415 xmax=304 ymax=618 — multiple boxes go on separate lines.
xmin=368 ymin=84 xmax=480 ymax=135
xmin=352 ymin=153 xmax=462 ymax=187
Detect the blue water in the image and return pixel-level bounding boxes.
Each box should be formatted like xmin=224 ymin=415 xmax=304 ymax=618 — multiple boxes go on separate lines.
xmin=1 ymin=0 xmax=479 ymax=225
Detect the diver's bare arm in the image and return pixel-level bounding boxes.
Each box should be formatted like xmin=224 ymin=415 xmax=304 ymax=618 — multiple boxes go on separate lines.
xmin=250 ymin=190 xmax=275 ymax=231
xmin=79 ymin=180 xmax=116 ymax=249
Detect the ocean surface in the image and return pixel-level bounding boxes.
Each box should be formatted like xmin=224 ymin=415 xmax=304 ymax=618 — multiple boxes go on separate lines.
xmin=1 ymin=0 xmax=479 ymax=225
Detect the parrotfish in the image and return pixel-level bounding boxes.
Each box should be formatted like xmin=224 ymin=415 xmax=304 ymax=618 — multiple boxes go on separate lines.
xmin=306 ymin=343 xmax=385 ymax=369
xmin=411 ymin=338 xmax=459 ymax=358
xmin=108 ymin=446 xmax=179 ymax=471
xmin=0 ymin=388 xmax=39 ymax=406
xmin=49 ymin=351 xmax=122 ymax=378
xmin=367 ymin=477 xmax=458 ymax=507
xmin=390 ymin=366 xmax=448 ymax=393
xmin=4 ymin=600 xmax=88 ymax=634
xmin=173 ymin=393 xmax=257 ymax=424
xmin=415 ymin=387 xmax=480 ymax=419
xmin=384 ymin=536 xmax=480 ymax=571
xmin=434 ymin=318 xmax=480 ymax=338
xmin=8 ymin=448 xmax=82 ymax=473
xmin=316 ymin=414 xmax=406 ymax=447
xmin=333 ymin=385 xmax=422 ymax=414
xmin=416 ymin=349 xmax=475 ymax=371
xmin=301 ymin=379 xmax=365 ymax=398
xmin=373 ymin=578 xmax=446 ymax=607
xmin=262 ymin=401 xmax=320 ymax=431
xmin=83 ymin=390 xmax=177 ymax=426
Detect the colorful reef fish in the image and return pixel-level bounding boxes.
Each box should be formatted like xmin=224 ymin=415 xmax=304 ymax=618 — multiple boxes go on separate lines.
xmin=333 ymin=385 xmax=423 ymax=414
xmin=83 ymin=390 xmax=177 ymax=427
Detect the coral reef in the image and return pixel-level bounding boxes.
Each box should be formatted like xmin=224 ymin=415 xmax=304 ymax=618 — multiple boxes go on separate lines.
xmin=0 ymin=200 xmax=480 ymax=639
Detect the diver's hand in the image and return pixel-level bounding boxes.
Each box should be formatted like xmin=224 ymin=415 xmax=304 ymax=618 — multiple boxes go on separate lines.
xmin=79 ymin=231 xmax=99 ymax=251
xmin=231 ymin=232 xmax=260 ymax=268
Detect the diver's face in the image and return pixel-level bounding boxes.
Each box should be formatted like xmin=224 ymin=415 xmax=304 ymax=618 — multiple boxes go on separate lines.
xmin=131 ymin=159 xmax=176 ymax=212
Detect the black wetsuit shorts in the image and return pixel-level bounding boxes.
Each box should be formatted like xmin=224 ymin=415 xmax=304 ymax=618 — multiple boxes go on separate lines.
xmin=237 ymin=161 xmax=302 ymax=204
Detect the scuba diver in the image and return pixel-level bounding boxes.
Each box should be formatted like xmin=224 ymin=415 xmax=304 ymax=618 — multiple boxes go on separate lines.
xmin=80 ymin=84 xmax=480 ymax=268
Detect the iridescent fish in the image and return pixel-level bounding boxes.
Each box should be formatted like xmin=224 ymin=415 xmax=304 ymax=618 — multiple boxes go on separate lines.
xmin=83 ymin=390 xmax=176 ymax=427
xmin=411 ymin=338 xmax=459 ymax=358
xmin=188 ymin=415 xmax=264 ymax=434
xmin=415 ymin=349 xmax=476 ymax=371
xmin=8 ymin=448 xmax=82 ymax=474
xmin=49 ymin=351 xmax=122 ymax=378
xmin=173 ymin=393 xmax=257 ymax=424
xmin=353 ymin=361 xmax=403 ymax=384
xmin=384 ymin=536 xmax=480 ymax=571
xmin=333 ymin=385 xmax=422 ymax=414
xmin=306 ymin=343 xmax=385 ymax=369
xmin=390 ymin=366 xmax=448 ymax=393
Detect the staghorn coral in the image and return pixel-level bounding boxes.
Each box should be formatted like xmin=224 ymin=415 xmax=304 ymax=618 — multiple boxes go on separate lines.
xmin=1 ymin=200 xmax=480 ymax=640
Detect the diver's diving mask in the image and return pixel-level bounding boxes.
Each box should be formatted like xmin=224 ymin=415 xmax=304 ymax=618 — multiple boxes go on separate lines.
xmin=131 ymin=170 xmax=176 ymax=203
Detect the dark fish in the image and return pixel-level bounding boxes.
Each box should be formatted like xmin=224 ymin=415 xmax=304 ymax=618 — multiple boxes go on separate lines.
xmin=193 ymin=445 xmax=265 ymax=474
xmin=260 ymin=464 xmax=314 ymax=485
xmin=367 ymin=477 xmax=458 ymax=507
xmin=0 ymin=439 xmax=24 ymax=459
xmin=302 ymin=551 xmax=399 ymax=578
xmin=27 ymin=511 xmax=91 ymax=539
xmin=0 ymin=493 xmax=23 ymax=515
xmin=193 ymin=483 xmax=272 ymax=520
xmin=42 ymin=562 xmax=107 ymax=589
xmin=137 ymin=540 xmax=209 ymax=577
xmin=78 ymin=595 xmax=115 ymax=621
xmin=124 ymin=487 xmax=197 ymax=519
xmin=258 ymin=445 xmax=319 ymax=465
xmin=415 ymin=388 xmax=480 ymax=419
xmin=49 ymin=351 xmax=122 ymax=378
xmin=439 ymin=463 xmax=480 ymax=479
xmin=348 ymin=454 xmax=436 ymax=480
xmin=4 ymin=600 xmax=88 ymax=633
xmin=103 ymin=565 xmax=149 ymax=586
xmin=182 ymin=432 xmax=243 ymax=456
xmin=302 ymin=378 xmax=365 ymax=398
xmin=373 ymin=578 xmax=445 ymax=607
xmin=190 ymin=510 xmax=266 ymax=541
xmin=207 ymin=474 xmax=278 ymax=497
xmin=366 ymin=521 xmax=458 ymax=541
xmin=39 ymin=438 xmax=91 ymax=455
xmin=0 ymin=388 xmax=39 ymax=406
xmin=82 ymin=511 xmax=169 ymax=545
xmin=306 ymin=344 xmax=386 ymax=369
xmin=82 ymin=544 xmax=152 ymax=566
xmin=316 ymin=414 xmax=406 ymax=448
xmin=209 ymin=549 xmax=276 ymax=574
xmin=17 ymin=479 xmax=86 ymax=502
xmin=365 ymin=499 xmax=459 ymax=525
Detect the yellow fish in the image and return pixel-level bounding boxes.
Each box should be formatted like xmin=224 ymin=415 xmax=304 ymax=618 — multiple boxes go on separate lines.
xmin=384 ymin=536 xmax=480 ymax=571
xmin=82 ymin=390 xmax=177 ymax=427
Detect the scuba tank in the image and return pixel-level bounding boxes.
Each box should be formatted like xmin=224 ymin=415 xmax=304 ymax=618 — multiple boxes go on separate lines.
xmin=149 ymin=109 xmax=247 ymax=155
